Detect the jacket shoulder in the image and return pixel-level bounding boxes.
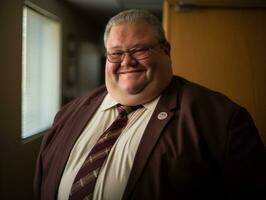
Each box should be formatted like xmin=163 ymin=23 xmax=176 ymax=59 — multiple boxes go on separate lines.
xmin=175 ymin=76 xmax=239 ymax=112
xmin=40 ymin=85 xmax=107 ymax=151
xmin=54 ymin=85 xmax=107 ymax=125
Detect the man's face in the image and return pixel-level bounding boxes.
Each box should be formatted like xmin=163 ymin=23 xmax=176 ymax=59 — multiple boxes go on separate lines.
xmin=105 ymin=21 xmax=172 ymax=105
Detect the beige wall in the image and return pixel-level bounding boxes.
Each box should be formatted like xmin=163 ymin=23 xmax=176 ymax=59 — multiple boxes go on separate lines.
xmin=0 ymin=0 xmax=99 ymax=199
xmin=163 ymin=0 xmax=266 ymax=143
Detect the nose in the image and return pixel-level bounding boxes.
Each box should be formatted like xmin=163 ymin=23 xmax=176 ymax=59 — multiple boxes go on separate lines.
xmin=121 ymin=52 xmax=138 ymax=66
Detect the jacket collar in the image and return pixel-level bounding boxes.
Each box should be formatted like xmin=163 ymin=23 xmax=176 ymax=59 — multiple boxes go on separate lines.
xmin=53 ymin=88 xmax=108 ymax=198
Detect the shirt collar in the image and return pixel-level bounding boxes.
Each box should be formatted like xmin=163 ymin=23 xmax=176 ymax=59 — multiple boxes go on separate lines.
xmin=101 ymin=93 xmax=161 ymax=112
xmin=101 ymin=94 xmax=118 ymax=111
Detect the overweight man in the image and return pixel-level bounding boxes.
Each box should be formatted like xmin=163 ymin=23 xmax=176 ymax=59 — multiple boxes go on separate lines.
xmin=34 ymin=9 xmax=266 ymax=200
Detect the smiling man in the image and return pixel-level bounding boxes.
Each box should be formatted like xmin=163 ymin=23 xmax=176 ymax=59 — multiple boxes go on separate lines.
xmin=34 ymin=9 xmax=266 ymax=200
xmin=104 ymin=20 xmax=172 ymax=105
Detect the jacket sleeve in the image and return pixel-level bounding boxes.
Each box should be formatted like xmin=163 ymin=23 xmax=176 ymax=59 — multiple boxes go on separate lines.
xmin=33 ymin=99 xmax=77 ymax=200
xmin=222 ymin=107 xmax=266 ymax=199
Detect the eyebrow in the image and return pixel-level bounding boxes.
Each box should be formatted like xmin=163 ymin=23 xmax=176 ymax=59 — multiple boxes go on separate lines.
xmin=108 ymin=43 xmax=149 ymax=51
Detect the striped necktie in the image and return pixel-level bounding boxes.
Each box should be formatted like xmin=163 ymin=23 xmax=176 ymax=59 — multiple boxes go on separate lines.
xmin=69 ymin=104 xmax=141 ymax=200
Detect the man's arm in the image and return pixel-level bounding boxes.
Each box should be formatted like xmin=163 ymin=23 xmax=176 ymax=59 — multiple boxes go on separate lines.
xmin=223 ymin=107 xmax=266 ymax=199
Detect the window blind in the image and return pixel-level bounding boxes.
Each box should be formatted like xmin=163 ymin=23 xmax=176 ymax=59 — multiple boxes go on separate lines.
xmin=22 ymin=6 xmax=61 ymax=139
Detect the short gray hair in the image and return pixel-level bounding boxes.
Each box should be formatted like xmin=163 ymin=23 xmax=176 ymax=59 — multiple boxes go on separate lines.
xmin=103 ymin=9 xmax=166 ymax=47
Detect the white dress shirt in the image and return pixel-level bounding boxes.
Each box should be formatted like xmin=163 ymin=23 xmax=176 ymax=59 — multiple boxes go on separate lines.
xmin=57 ymin=94 xmax=160 ymax=200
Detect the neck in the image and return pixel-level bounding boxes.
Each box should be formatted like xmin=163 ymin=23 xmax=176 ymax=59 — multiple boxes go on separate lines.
xmin=107 ymin=76 xmax=173 ymax=106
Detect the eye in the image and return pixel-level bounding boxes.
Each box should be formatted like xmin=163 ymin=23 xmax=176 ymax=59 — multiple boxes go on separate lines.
xmin=109 ymin=51 xmax=123 ymax=56
xmin=131 ymin=48 xmax=147 ymax=56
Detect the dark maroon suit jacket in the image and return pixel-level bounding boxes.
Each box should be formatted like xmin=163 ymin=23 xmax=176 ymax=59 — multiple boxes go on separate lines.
xmin=34 ymin=76 xmax=266 ymax=200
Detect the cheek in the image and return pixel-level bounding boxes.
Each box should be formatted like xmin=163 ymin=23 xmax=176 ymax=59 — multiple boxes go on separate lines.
xmin=105 ymin=62 xmax=118 ymax=75
xmin=138 ymin=59 xmax=153 ymax=71
xmin=142 ymin=60 xmax=158 ymax=78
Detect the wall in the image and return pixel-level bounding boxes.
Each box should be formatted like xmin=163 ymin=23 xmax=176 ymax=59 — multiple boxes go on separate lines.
xmin=163 ymin=0 xmax=266 ymax=144
xmin=28 ymin=0 xmax=104 ymax=104
xmin=0 ymin=0 xmax=100 ymax=199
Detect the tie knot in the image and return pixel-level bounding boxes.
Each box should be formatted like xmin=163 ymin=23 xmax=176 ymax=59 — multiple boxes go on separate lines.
xmin=117 ymin=104 xmax=142 ymax=116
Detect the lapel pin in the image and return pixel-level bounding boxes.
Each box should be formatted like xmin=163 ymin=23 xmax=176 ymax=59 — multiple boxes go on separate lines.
xmin=157 ymin=112 xmax=168 ymax=120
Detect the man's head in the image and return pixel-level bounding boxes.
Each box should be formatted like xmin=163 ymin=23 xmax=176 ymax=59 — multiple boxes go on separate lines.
xmin=104 ymin=9 xmax=173 ymax=105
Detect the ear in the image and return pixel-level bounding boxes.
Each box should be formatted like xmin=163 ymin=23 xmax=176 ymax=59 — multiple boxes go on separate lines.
xmin=163 ymin=42 xmax=171 ymax=57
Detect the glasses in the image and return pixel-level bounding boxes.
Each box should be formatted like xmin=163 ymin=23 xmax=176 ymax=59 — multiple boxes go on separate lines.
xmin=106 ymin=42 xmax=163 ymax=63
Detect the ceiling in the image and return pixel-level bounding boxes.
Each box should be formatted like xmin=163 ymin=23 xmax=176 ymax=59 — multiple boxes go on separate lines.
xmin=64 ymin=0 xmax=266 ymax=24
xmin=65 ymin=0 xmax=164 ymax=22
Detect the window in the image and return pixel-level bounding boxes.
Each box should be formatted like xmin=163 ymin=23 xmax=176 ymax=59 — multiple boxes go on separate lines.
xmin=22 ymin=5 xmax=61 ymax=139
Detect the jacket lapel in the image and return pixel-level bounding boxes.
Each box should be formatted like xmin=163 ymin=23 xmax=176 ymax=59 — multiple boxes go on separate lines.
xmin=52 ymin=89 xmax=108 ymax=196
xmin=122 ymin=77 xmax=181 ymax=199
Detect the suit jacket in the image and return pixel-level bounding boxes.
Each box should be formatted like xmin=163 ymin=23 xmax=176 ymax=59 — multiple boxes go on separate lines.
xmin=34 ymin=76 xmax=266 ymax=200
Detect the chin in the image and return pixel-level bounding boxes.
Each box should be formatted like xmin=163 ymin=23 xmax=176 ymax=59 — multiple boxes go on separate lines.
xmin=121 ymin=84 xmax=146 ymax=95
xmin=120 ymin=80 xmax=149 ymax=93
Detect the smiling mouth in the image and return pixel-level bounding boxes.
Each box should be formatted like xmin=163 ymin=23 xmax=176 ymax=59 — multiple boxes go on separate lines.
xmin=118 ymin=69 xmax=145 ymax=74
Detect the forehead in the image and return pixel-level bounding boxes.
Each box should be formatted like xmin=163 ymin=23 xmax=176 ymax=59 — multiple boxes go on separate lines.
xmin=106 ymin=22 xmax=158 ymax=49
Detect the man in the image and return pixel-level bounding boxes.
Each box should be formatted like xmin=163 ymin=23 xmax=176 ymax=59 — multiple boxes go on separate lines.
xmin=34 ymin=9 xmax=266 ymax=200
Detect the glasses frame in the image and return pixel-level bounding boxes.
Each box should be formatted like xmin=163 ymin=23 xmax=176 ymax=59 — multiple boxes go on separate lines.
xmin=106 ymin=42 xmax=164 ymax=63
